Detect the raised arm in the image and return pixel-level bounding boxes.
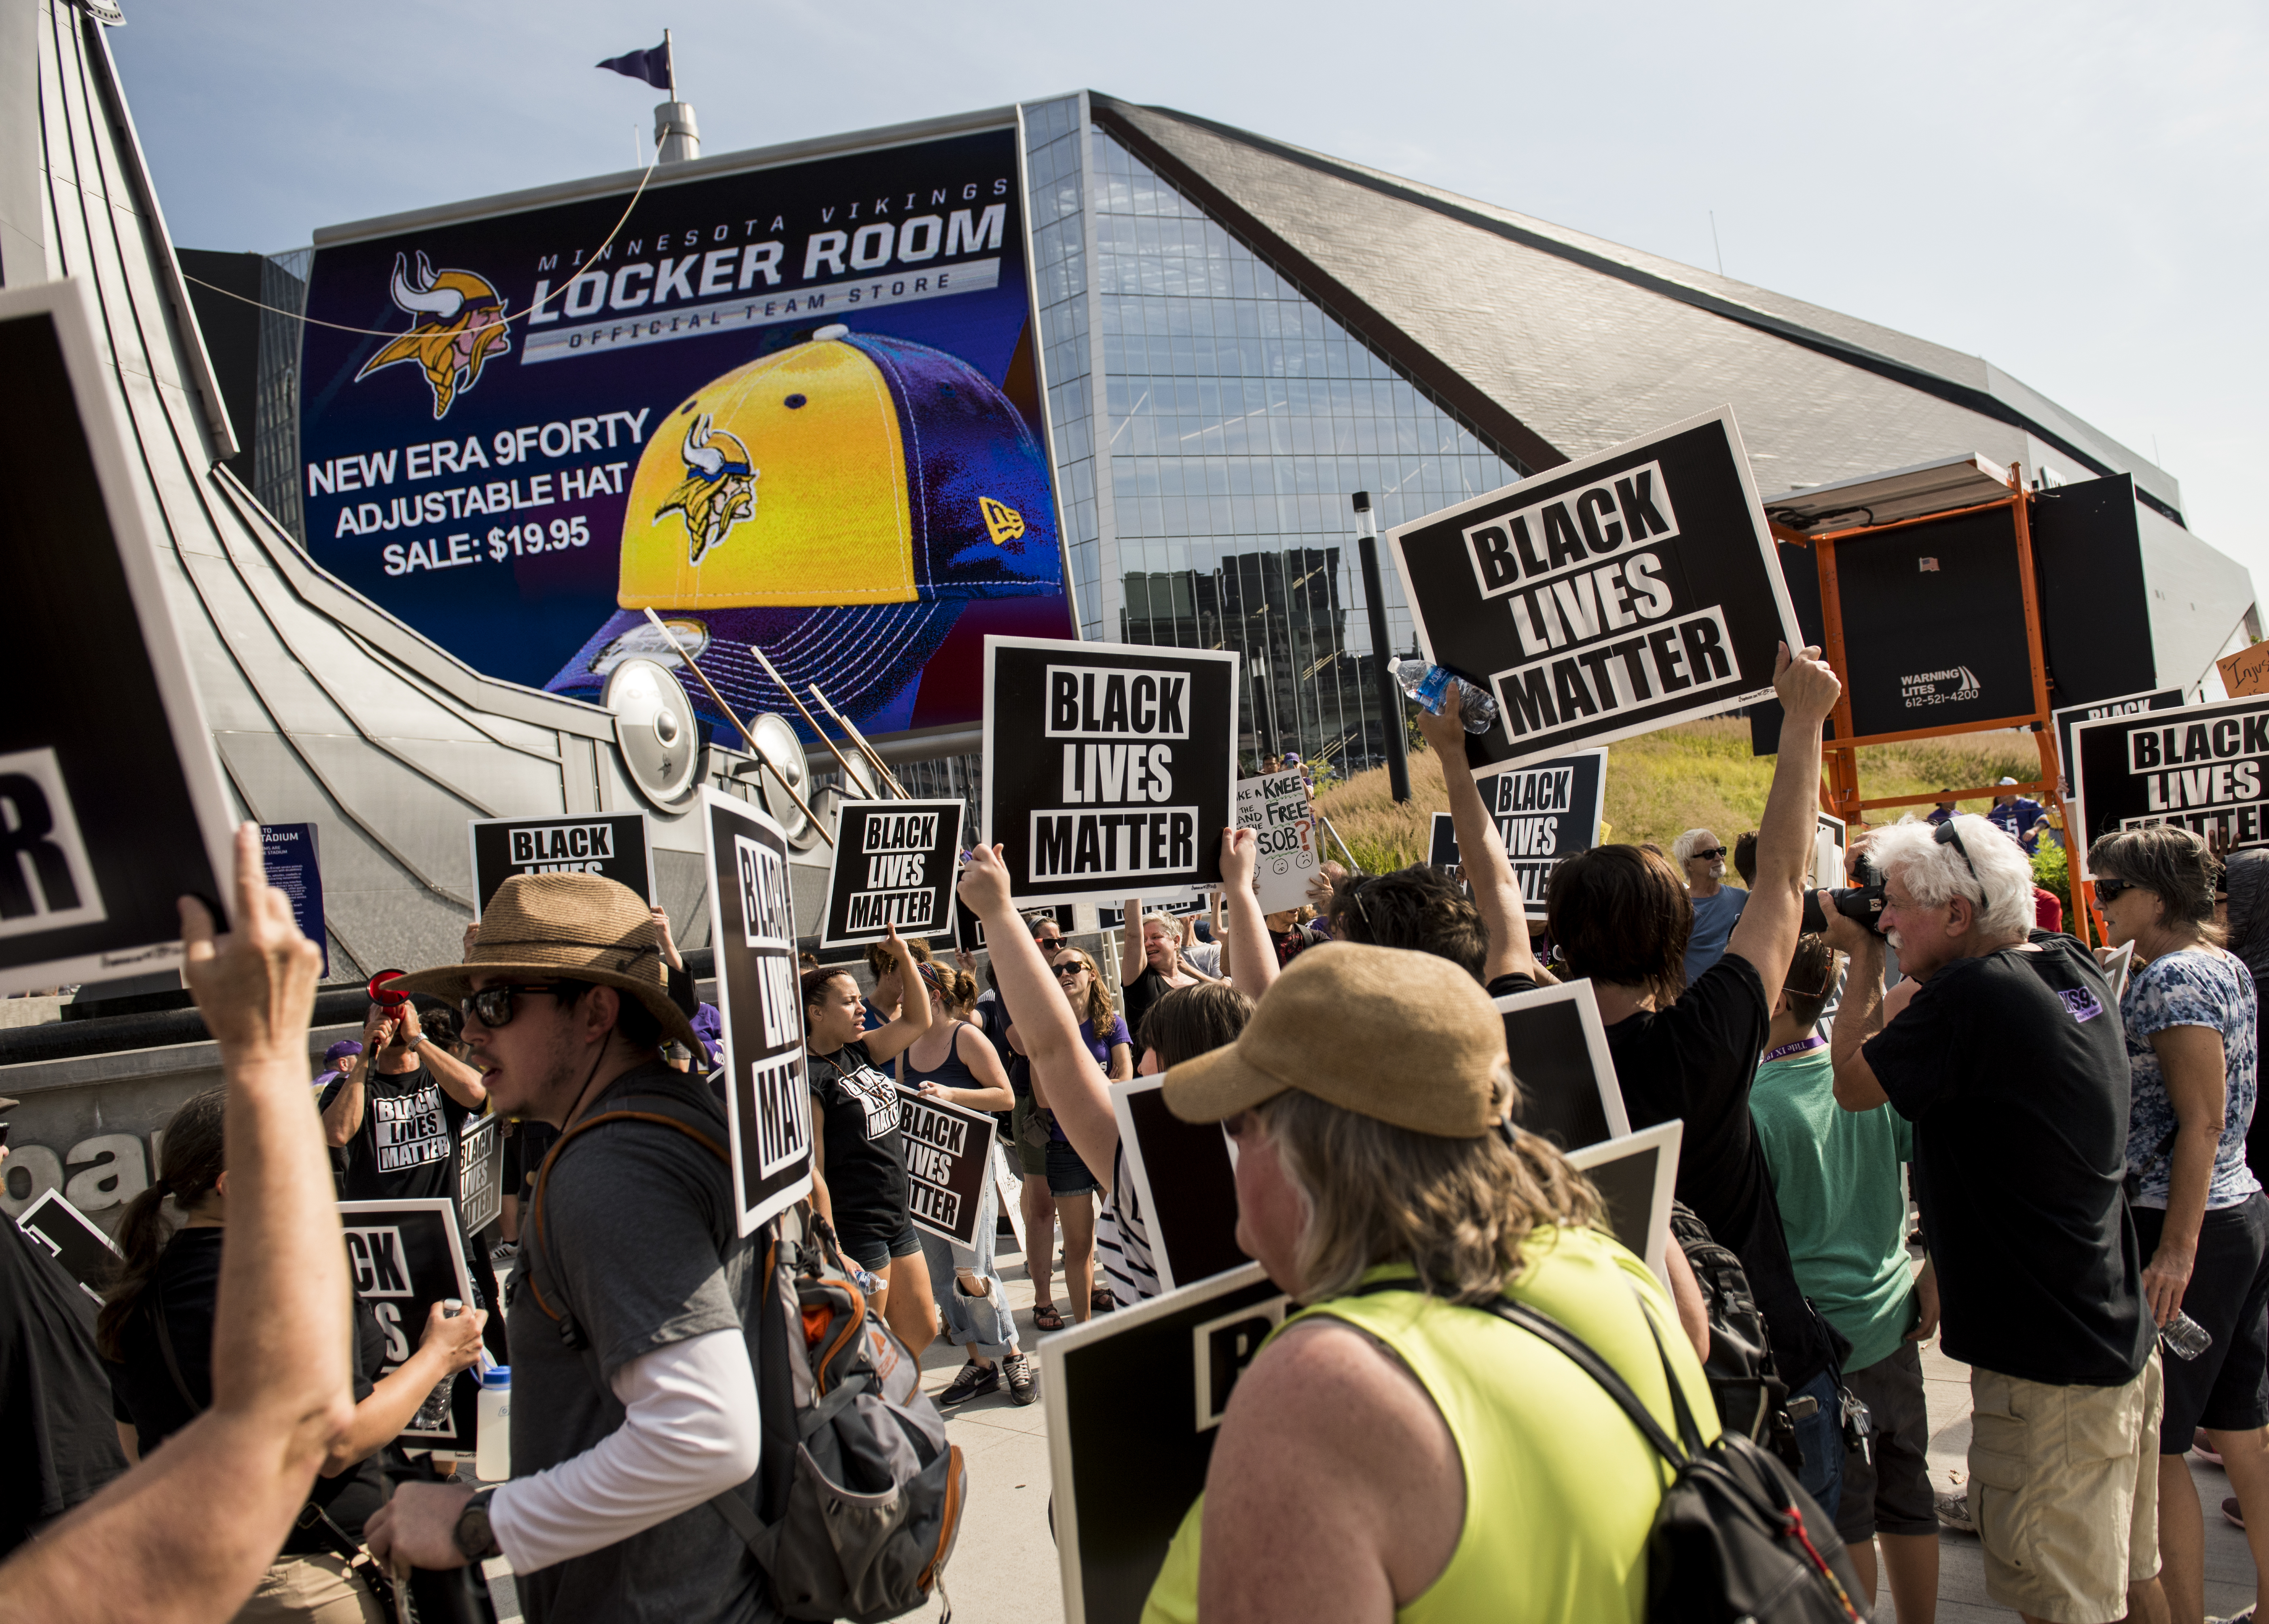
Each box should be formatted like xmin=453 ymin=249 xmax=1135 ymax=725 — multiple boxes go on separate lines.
xmin=398 ymin=999 xmax=487 ymax=1110
xmin=960 ymin=848 xmax=1118 ymax=1198
xmin=322 ymin=1300 xmax=487 ymax=1475
xmin=1219 ymin=828 xmax=1279 ymax=999
xmin=1723 ymin=644 xmax=1842 ymax=1007
xmin=1415 ymin=689 xmax=1537 ymax=984
xmin=1121 ymin=894 xmax=1146 ymax=989
xmin=0 ymin=825 xmax=355 ymax=1624
xmin=855 ymin=925 xmax=935 ymax=1065
xmin=321 ymin=1005 xmax=390 ymax=1146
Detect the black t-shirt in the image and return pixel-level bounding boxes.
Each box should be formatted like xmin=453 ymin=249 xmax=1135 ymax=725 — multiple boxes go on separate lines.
xmin=810 ymin=1040 xmax=908 ymax=1251
xmin=332 ymin=1064 xmax=472 ymax=1204
xmin=106 ymin=1229 xmax=388 ymax=1545
xmin=1605 ymin=954 xmax=1835 ymax=1390
xmin=0 ymin=1217 xmax=126 ymax=1555
xmin=1121 ymin=964 xmax=1170 ymax=1050
xmin=1864 ymin=931 xmax=2151 ymax=1386
xmin=1487 ymin=972 xmax=1540 ymax=1000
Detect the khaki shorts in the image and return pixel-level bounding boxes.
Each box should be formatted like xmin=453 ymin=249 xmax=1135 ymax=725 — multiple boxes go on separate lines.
xmin=1968 ymin=1351 xmax=2163 ymax=1624
xmin=234 ymin=1552 xmax=386 ymax=1624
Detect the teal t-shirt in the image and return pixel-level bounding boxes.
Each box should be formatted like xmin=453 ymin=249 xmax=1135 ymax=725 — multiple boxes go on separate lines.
xmin=1749 ymin=1043 xmax=1916 ymax=1372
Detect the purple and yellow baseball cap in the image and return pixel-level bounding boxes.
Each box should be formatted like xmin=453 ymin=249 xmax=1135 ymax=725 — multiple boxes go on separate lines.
xmin=549 ymin=324 xmax=1063 ymax=728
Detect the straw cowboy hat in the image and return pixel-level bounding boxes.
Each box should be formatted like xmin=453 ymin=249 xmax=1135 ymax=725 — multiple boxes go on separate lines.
xmin=394 ymin=873 xmax=703 ymax=1053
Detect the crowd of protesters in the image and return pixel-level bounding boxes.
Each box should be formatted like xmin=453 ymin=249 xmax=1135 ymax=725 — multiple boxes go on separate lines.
xmin=14 ymin=640 xmax=2269 ymax=1624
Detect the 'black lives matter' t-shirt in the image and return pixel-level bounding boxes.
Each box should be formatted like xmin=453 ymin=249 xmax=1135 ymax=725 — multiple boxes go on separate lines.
xmin=1605 ymin=954 xmax=1835 ymax=1391
xmin=810 ymin=1040 xmax=908 ymax=1256
xmin=335 ymin=1066 xmax=471 ymax=1204
xmin=1865 ymin=931 xmax=2152 ymax=1387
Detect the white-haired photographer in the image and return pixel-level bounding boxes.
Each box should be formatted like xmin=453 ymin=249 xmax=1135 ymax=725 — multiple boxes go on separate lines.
xmin=1825 ymin=813 xmax=2165 ymax=1624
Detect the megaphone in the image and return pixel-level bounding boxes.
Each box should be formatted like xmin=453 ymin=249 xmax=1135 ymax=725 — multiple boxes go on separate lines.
xmin=368 ymin=970 xmax=409 ymax=1008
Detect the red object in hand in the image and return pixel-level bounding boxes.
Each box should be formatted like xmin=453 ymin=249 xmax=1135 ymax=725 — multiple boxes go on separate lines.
xmin=368 ymin=970 xmax=409 ymax=1008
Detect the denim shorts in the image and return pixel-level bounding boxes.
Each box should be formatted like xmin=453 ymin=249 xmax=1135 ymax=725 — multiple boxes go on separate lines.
xmin=1046 ymin=1136 xmax=1102 ymax=1197
xmin=840 ymin=1210 xmax=923 ymax=1273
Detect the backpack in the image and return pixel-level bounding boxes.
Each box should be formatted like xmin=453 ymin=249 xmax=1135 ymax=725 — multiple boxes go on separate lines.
xmin=528 ymin=1091 xmax=967 ymax=1622
xmin=1486 ymin=1292 xmax=1865 ymax=1624
xmin=1667 ymin=1201 xmax=1801 ymax=1472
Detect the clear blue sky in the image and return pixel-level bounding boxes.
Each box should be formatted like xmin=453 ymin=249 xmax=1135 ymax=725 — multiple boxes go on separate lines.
xmin=112 ymin=0 xmax=2267 ymax=599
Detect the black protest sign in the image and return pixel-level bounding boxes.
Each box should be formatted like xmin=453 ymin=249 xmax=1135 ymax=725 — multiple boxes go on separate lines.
xmin=0 ymin=279 xmax=238 ymax=996
xmin=1043 ymin=1263 xmax=1288 ymax=1624
xmin=338 ymin=1197 xmax=478 ymax=1449
xmin=468 ymin=811 xmax=653 ymax=916
xmin=1386 ymin=407 xmax=1796 ymax=774
xmin=16 ymin=1188 xmax=122 ymax=1305
xmin=820 ymin=800 xmax=964 ymax=948
xmin=894 ymin=1086 xmax=996 ymax=1248
xmin=2074 ymin=699 xmax=2269 ymax=853
xmin=1566 ymin=1119 xmax=1683 ymax=1287
xmin=954 ymin=899 xmax=1073 ymax=953
xmin=457 ymin=1115 xmax=504 ymax=1235
xmin=1419 ymin=750 xmax=1607 ymax=918
xmin=701 ymin=789 xmax=815 ymax=1235
xmin=1495 ymin=980 xmax=1629 ymax=1152
xmin=983 ymin=636 xmax=1240 ymax=905
xmin=1110 ymin=1077 xmax=1244 ymax=1293
xmin=2055 ymin=687 xmax=2185 ymax=792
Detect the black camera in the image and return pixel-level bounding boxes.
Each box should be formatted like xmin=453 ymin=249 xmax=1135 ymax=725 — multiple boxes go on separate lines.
xmin=1801 ymin=853 xmax=1888 ymax=936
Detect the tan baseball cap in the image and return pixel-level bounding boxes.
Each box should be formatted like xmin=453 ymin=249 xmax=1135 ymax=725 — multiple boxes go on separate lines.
xmin=1163 ymin=941 xmax=1510 ymax=1138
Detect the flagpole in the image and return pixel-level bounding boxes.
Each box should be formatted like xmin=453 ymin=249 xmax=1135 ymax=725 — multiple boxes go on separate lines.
xmin=664 ymin=28 xmax=677 ymax=99
xmin=640 ymin=609 xmax=832 ymax=846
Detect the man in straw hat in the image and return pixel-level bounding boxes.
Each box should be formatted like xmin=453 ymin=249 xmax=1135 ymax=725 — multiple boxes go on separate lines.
xmin=366 ymin=873 xmax=768 ymax=1624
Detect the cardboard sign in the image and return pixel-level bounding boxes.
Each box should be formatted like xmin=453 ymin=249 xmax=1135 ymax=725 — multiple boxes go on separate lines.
xmin=468 ymin=811 xmax=653 ymax=916
xmin=1419 ymin=749 xmax=1607 ymax=918
xmin=1044 ymin=1263 xmax=1289 ymax=1624
xmin=2072 ymin=698 xmax=2269 ymax=852
xmin=983 ymin=637 xmax=1241 ymax=905
xmin=1495 ymin=979 xmax=1631 ymax=1152
xmin=701 ymin=789 xmax=815 ymax=1235
xmin=1386 ymin=406 xmax=1797 ymax=774
xmin=457 ymin=1114 xmax=505 ymax=1236
xmin=1814 ymin=810 xmax=1847 ymax=889
xmin=0 ymin=278 xmax=238 ymax=996
xmin=1110 ymin=1076 xmax=1245 ymax=1294
xmin=338 ymin=1197 xmax=478 ymax=1450
xmin=2219 ymin=644 xmax=2269 ymax=700
xmin=1566 ymin=1119 xmax=1684 ymax=1290
xmin=16 ymin=1188 xmax=122 ymax=1305
xmin=1234 ymin=770 xmax=1318 ymax=914
xmin=819 ymin=800 xmax=964 ymax=947
xmin=259 ymin=823 xmax=328 ymax=978
xmin=2053 ymin=687 xmax=2186 ymax=791
xmin=955 ymin=899 xmax=1074 ymax=953
xmin=894 ymin=1085 xmax=996 ymax=1248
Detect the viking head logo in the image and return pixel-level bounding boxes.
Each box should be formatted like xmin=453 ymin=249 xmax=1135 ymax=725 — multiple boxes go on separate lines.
xmin=354 ymin=251 xmax=512 ymax=419
xmin=657 ymin=413 xmax=759 ymax=567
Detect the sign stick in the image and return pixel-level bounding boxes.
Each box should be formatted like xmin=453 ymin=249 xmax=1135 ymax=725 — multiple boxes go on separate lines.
xmin=809 ymin=682 xmax=909 ymax=799
xmin=745 ymin=641 xmax=869 ymax=791
xmin=641 ymin=609 xmax=832 ymax=847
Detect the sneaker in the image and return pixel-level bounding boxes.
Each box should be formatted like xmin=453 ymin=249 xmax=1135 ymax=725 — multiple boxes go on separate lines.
xmin=1002 ymin=1351 xmax=1038 ymax=1406
xmin=1934 ymin=1484 xmax=1975 ymax=1534
xmin=2207 ymin=1607 xmax=2254 ymax=1623
xmin=2226 ymin=1495 xmax=2247 ymax=1531
xmin=936 ymin=1360 xmax=1000 ymax=1407
xmin=488 ymin=1241 xmax=520 ymax=1265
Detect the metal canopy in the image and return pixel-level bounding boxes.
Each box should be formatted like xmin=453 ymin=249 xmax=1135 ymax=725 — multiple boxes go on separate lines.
xmin=1759 ymin=453 xmax=2014 ymax=535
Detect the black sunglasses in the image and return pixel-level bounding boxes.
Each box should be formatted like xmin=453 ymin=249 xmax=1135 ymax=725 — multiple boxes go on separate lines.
xmin=1051 ymin=962 xmax=1089 ymax=980
xmin=1933 ymin=819 xmax=1979 ymax=881
xmin=2093 ymin=876 xmax=2133 ymax=904
xmin=460 ymin=982 xmax=569 ymax=1029
xmin=1689 ymin=846 xmax=1728 ymax=862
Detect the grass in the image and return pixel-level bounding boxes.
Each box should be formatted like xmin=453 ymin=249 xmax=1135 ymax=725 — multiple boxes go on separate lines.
xmin=1314 ymin=720 xmax=2057 ymax=872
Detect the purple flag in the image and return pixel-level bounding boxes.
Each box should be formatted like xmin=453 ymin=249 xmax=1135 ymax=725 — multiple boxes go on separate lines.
xmin=597 ymin=40 xmax=670 ymax=91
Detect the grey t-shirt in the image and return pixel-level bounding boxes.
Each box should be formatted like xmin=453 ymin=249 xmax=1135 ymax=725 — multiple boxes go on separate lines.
xmin=511 ymin=1062 xmax=768 ymax=1624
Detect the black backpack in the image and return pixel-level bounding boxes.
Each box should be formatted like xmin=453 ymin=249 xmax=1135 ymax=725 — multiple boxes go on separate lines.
xmin=1668 ymin=1201 xmax=1802 ymax=1472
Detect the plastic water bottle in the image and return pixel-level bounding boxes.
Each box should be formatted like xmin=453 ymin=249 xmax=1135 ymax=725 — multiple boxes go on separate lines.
xmin=2162 ymin=1311 xmax=2213 ymax=1361
xmin=1393 ymin=658 xmax=1498 ymax=733
xmin=476 ymin=1365 xmax=512 ymax=1480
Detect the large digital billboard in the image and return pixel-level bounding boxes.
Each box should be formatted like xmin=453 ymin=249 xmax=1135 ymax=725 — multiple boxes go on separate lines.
xmin=299 ymin=123 xmax=1074 ymax=746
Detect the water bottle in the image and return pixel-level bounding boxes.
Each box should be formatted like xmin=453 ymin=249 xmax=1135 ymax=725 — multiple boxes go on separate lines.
xmin=476 ymin=1365 xmax=512 ymax=1480
xmin=1393 ymin=658 xmax=1497 ymax=733
xmin=2162 ymin=1311 xmax=2213 ymax=1361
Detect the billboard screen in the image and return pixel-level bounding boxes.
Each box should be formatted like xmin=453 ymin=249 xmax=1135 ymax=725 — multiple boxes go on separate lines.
xmin=299 ymin=123 xmax=1074 ymax=745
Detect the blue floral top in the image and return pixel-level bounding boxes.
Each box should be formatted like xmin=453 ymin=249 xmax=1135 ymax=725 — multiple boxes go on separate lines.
xmin=2122 ymin=947 xmax=2261 ymax=1210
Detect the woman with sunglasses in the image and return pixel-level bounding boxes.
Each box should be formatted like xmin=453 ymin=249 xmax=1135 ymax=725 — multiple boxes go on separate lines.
xmin=1009 ymin=947 xmax=1130 ymax=1322
xmin=800 ymin=924 xmax=939 ymax=1357
xmin=1119 ymin=892 xmax=1219 ymax=1047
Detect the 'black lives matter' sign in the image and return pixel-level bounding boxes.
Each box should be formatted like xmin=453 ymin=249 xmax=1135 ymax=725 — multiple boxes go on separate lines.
xmin=2074 ymin=698 xmax=2269 ymax=854
xmin=1424 ymin=748 xmax=1606 ymax=920
xmin=2054 ymin=687 xmax=2185 ymax=793
xmin=819 ymin=800 xmax=964 ymax=948
xmin=702 ymin=789 xmax=814 ymax=1235
xmin=457 ymin=1115 xmax=504 ymax=1235
xmin=338 ymin=1198 xmax=478 ymax=1449
xmin=16 ymin=1189 xmax=121 ymax=1304
xmin=468 ymin=812 xmax=653 ymax=916
xmin=894 ymin=1085 xmax=996 ymax=1248
xmin=1387 ymin=407 xmax=1797 ymax=775
xmin=983 ymin=637 xmax=1239 ymax=905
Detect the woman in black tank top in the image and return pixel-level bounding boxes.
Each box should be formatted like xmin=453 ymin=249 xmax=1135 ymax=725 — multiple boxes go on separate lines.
xmin=899 ymin=963 xmax=1035 ymax=1405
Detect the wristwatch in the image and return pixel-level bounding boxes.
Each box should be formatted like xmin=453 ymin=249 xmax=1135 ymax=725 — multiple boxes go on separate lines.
xmin=453 ymin=1487 xmax=501 ymax=1562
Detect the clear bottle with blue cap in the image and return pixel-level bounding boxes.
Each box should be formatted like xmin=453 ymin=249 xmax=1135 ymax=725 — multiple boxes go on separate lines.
xmin=476 ymin=1364 xmax=512 ymax=1481
xmin=1392 ymin=658 xmax=1498 ymax=733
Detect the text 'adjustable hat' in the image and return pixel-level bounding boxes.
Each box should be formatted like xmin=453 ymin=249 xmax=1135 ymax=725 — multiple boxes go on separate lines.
xmin=548 ymin=324 xmax=1062 ymax=732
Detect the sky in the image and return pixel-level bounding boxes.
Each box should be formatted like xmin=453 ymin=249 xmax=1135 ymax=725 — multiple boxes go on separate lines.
xmin=110 ymin=0 xmax=2269 ymax=595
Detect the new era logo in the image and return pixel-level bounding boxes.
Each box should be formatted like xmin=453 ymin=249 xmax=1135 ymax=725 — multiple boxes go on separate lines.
xmin=0 ymin=748 xmax=107 ymax=938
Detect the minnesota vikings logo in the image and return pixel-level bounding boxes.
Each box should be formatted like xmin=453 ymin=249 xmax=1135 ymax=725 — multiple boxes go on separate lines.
xmin=656 ymin=413 xmax=759 ymax=567
xmin=354 ymin=251 xmax=512 ymax=420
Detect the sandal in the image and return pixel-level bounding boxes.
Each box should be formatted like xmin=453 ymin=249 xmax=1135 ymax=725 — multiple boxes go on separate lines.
xmin=1033 ymin=1302 xmax=1066 ymax=1330
xmin=1091 ymin=1287 xmax=1115 ymax=1314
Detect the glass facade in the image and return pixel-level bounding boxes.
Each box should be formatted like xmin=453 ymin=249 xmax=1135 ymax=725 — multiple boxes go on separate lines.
xmin=1020 ymin=95 xmax=1529 ymax=778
